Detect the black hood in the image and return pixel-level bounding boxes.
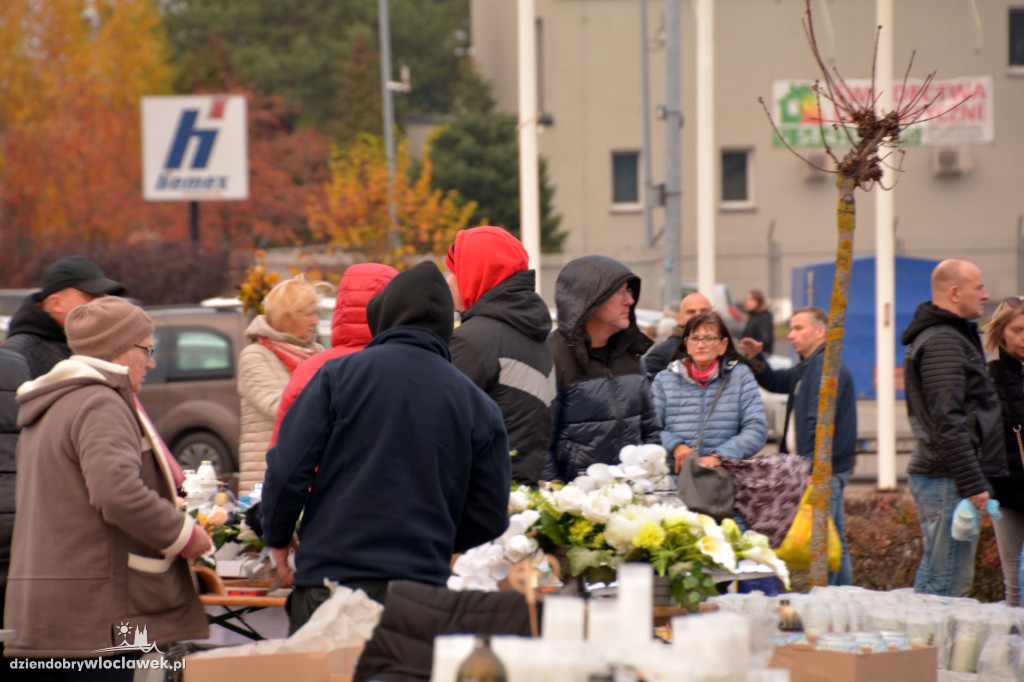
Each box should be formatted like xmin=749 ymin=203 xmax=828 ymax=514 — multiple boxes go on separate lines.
xmin=461 ymin=270 xmax=551 ymax=342
xmin=901 ymin=301 xmax=978 ymax=346
xmin=366 ymin=261 xmax=454 ymax=346
xmin=7 ymin=293 xmax=64 ymax=342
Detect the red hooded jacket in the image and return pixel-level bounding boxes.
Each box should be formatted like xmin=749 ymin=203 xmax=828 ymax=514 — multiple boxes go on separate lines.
xmin=270 ymin=263 xmax=398 ymax=445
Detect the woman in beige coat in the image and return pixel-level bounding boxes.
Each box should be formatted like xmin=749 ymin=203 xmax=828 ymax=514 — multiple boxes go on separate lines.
xmin=237 ymin=277 xmax=324 ymax=495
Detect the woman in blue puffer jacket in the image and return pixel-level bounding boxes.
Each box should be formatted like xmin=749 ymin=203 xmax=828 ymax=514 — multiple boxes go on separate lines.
xmin=652 ymin=311 xmax=767 ymax=478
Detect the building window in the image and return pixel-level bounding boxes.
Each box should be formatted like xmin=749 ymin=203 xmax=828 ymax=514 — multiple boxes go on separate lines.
xmin=721 ymin=149 xmax=753 ymax=209
xmin=1011 ymin=9 xmax=1024 ymax=67
xmin=612 ymin=151 xmax=640 ymax=204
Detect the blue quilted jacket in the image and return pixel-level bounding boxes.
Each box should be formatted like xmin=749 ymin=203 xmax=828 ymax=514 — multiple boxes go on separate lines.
xmin=652 ymin=359 xmax=767 ymax=460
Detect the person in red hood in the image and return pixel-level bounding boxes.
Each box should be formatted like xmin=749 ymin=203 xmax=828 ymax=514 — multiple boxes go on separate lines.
xmin=446 ymin=226 xmax=555 ymax=486
xmin=270 ymin=263 xmax=399 ymax=446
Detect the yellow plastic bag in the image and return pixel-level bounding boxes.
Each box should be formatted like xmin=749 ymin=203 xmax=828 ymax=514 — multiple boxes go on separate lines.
xmin=775 ymin=486 xmax=842 ymax=572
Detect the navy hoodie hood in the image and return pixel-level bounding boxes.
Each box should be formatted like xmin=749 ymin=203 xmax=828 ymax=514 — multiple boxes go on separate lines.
xmin=366 ymin=261 xmax=454 ymax=346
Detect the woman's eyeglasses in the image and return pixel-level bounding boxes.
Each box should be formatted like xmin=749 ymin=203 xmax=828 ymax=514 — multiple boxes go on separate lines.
xmin=1004 ymin=296 xmax=1022 ymax=309
xmin=685 ymin=335 xmax=724 ymax=346
xmin=135 ymin=345 xmax=156 ymax=359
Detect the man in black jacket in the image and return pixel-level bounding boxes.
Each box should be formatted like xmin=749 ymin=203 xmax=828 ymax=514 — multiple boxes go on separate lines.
xmin=0 ymin=349 xmax=29 ymax=624
xmin=645 ymin=292 xmax=712 ymax=381
xmin=262 ymin=262 xmax=511 ymax=632
xmin=544 ymin=255 xmax=661 ymax=482
xmin=902 ymin=258 xmax=1005 ymax=597
xmin=4 ymin=256 xmax=124 ymax=378
xmin=446 ymin=226 xmax=555 ymax=486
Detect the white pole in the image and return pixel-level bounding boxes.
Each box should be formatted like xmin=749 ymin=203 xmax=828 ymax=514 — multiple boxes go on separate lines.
xmin=517 ymin=0 xmax=542 ymax=292
xmin=875 ymin=0 xmax=897 ymax=491
xmin=695 ymin=0 xmax=715 ymax=296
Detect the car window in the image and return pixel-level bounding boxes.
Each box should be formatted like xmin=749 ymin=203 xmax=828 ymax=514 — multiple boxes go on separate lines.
xmin=163 ymin=328 xmax=235 ymax=381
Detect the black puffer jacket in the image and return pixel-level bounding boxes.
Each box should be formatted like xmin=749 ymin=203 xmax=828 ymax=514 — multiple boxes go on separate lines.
xmin=353 ymin=580 xmax=535 ymax=682
xmin=644 ymin=325 xmax=683 ymax=381
xmin=544 ymin=255 xmax=660 ymax=482
xmin=987 ymin=349 xmax=1024 ymax=512
xmin=452 ymin=270 xmax=555 ymax=486
xmin=0 ymin=348 xmax=30 ymax=614
xmin=3 ymin=294 xmax=70 ymax=379
xmin=902 ymin=302 xmax=1005 ymax=498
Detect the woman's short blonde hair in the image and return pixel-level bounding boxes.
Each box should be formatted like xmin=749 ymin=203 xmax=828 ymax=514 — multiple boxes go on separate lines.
xmin=983 ymin=296 xmax=1024 ymax=354
xmin=263 ymin=275 xmax=330 ymax=332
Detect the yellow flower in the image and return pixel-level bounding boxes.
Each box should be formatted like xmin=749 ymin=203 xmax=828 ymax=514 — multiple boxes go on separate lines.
xmin=592 ymin=532 xmax=606 ymax=547
xmin=568 ymin=518 xmax=595 ymax=544
xmin=632 ymin=521 xmax=667 ymax=550
xmin=720 ymin=518 xmax=742 ymax=543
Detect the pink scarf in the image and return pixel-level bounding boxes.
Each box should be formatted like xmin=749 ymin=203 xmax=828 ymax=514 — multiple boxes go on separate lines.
xmin=259 ymin=336 xmax=318 ymax=372
xmin=685 ymin=358 xmax=720 ymax=387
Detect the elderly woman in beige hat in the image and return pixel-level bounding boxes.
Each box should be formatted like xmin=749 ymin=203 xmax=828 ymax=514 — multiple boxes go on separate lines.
xmin=5 ymin=297 xmax=212 ymax=672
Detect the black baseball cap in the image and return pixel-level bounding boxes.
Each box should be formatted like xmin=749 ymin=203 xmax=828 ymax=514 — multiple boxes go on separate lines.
xmin=37 ymin=256 xmax=125 ymax=299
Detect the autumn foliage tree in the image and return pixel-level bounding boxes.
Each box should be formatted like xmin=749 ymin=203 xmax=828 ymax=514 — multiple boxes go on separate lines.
xmin=306 ymin=134 xmax=476 ymax=269
xmin=0 ymin=0 xmax=180 ymax=276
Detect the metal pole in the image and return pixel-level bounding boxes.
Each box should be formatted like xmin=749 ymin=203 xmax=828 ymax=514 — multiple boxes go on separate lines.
xmin=639 ymin=0 xmax=654 ymax=251
xmin=378 ymin=0 xmax=399 ymax=251
xmin=517 ymin=0 xmax=542 ymax=293
xmin=695 ymin=0 xmax=715 ymax=296
xmin=875 ymin=0 xmax=897 ymax=491
xmin=662 ymin=0 xmax=682 ymax=310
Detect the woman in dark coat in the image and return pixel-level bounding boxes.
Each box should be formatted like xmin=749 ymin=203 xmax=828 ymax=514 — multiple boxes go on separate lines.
xmin=983 ymin=296 xmax=1024 ymax=606
xmin=740 ymin=289 xmax=774 ymax=355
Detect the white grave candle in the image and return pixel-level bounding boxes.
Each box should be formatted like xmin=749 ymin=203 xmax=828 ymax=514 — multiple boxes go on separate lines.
xmin=431 ymin=634 xmax=474 ymax=682
xmin=541 ymin=595 xmax=585 ymax=642
xmin=617 ymin=563 xmax=653 ymax=648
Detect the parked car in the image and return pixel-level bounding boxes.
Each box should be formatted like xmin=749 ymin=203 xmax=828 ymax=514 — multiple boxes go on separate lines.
xmin=137 ymin=306 xmax=249 ymax=474
xmin=680 ymin=279 xmax=745 ymax=338
xmin=761 ymin=353 xmax=794 ymax=443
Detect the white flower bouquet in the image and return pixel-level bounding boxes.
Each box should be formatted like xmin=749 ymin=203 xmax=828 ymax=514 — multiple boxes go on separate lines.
xmin=449 ymin=444 xmax=790 ymax=611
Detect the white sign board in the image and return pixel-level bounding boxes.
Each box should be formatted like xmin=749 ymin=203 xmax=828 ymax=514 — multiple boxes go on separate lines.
xmin=770 ymin=76 xmax=993 ymax=148
xmin=141 ymin=95 xmax=248 ymax=201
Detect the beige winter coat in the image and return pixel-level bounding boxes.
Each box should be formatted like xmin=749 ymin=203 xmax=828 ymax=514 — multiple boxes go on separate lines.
xmin=237 ymin=315 xmax=321 ymax=496
xmin=5 ymin=356 xmax=208 ymax=658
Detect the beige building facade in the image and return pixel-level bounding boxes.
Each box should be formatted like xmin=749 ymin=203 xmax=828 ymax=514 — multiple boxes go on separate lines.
xmin=471 ymin=0 xmax=1024 ymax=310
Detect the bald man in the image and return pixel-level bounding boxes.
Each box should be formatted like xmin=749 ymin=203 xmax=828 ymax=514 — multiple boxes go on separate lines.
xmin=902 ymin=258 xmax=1005 ymax=597
xmin=644 ymin=292 xmax=712 ymax=381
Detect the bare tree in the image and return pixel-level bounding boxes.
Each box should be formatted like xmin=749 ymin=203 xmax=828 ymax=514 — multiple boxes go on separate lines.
xmin=759 ymin=0 xmax=957 ymax=586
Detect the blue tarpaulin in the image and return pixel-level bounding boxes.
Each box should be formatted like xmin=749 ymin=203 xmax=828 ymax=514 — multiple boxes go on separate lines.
xmin=790 ymin=255 xmax=939 ymax=399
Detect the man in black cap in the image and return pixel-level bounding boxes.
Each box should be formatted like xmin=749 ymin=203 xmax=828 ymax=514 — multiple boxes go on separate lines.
xmin=4 ymin=256 xmax=125 ymax=378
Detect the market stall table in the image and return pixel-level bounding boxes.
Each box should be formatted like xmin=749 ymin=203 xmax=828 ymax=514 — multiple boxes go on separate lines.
xmin=199 ymin=592 xmax=289 ymax=641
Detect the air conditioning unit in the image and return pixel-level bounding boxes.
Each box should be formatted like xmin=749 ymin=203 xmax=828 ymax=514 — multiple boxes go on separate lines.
xmin=804 ymin=152 xmax=829 ymax=182
xmin=932 ymin=146 xmax=971 ymax=176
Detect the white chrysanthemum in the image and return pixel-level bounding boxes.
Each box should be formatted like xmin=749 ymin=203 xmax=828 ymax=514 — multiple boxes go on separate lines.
xmin=584 ymin=462 xmax=614 ymax=486
xmin=604 ymin=513 xmax=642 ymax=553
xmin=508 ymin=488 xmax=530 ymax=513
xmin=581 ymin=493 xmax=613 ymax=524
xmin=604 ymin=482 xmax=635 ymax=509
xmin=503 ymin=534 xmax=538 ymax=563
xmin=698 ymin=536 xmax=737 ymax=572
xmin=505 ymin=510 xmax=540 ymax=537
xmin=552 ymin=484 xmax=587 ymax=515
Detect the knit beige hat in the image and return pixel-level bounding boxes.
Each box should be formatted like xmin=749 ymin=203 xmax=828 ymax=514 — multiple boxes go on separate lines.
xmin=66 ymin=297 xmax=153 ymax=361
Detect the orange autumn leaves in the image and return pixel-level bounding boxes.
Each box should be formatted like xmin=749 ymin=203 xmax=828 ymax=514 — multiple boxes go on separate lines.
xmin=307 ymin=134 xmax=477 ymax=269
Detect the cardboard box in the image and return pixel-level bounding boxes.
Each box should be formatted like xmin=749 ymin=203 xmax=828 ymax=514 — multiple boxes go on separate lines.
xmin=184 ymin=645 xmax=363 ymax=682
xmin=769 ymin=643 xmax=938 ymax=682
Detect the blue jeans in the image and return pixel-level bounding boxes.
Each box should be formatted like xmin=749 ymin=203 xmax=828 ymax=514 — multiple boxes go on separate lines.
xmin=829 ymin=470 xmax=853 ymax=586
xmin=909 ymin=474 xmax=978 ymax=597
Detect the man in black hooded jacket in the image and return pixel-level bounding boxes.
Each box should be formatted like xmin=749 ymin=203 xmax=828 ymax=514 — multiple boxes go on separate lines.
xmin=902 ymin=258 xmax=1005 ymax=597
xmin=261 ymin=262 xmax=511 ymax=632
xmin=544 ymin=255 xmax=661 ymax=482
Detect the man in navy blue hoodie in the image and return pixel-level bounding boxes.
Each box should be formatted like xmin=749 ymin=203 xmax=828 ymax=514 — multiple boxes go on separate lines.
xmin=261 ymin=262 xmax=511 ymax=632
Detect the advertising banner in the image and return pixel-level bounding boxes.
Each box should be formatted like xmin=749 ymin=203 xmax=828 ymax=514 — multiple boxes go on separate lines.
xmin=770 ymin=76 xmax=993 ymax=148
